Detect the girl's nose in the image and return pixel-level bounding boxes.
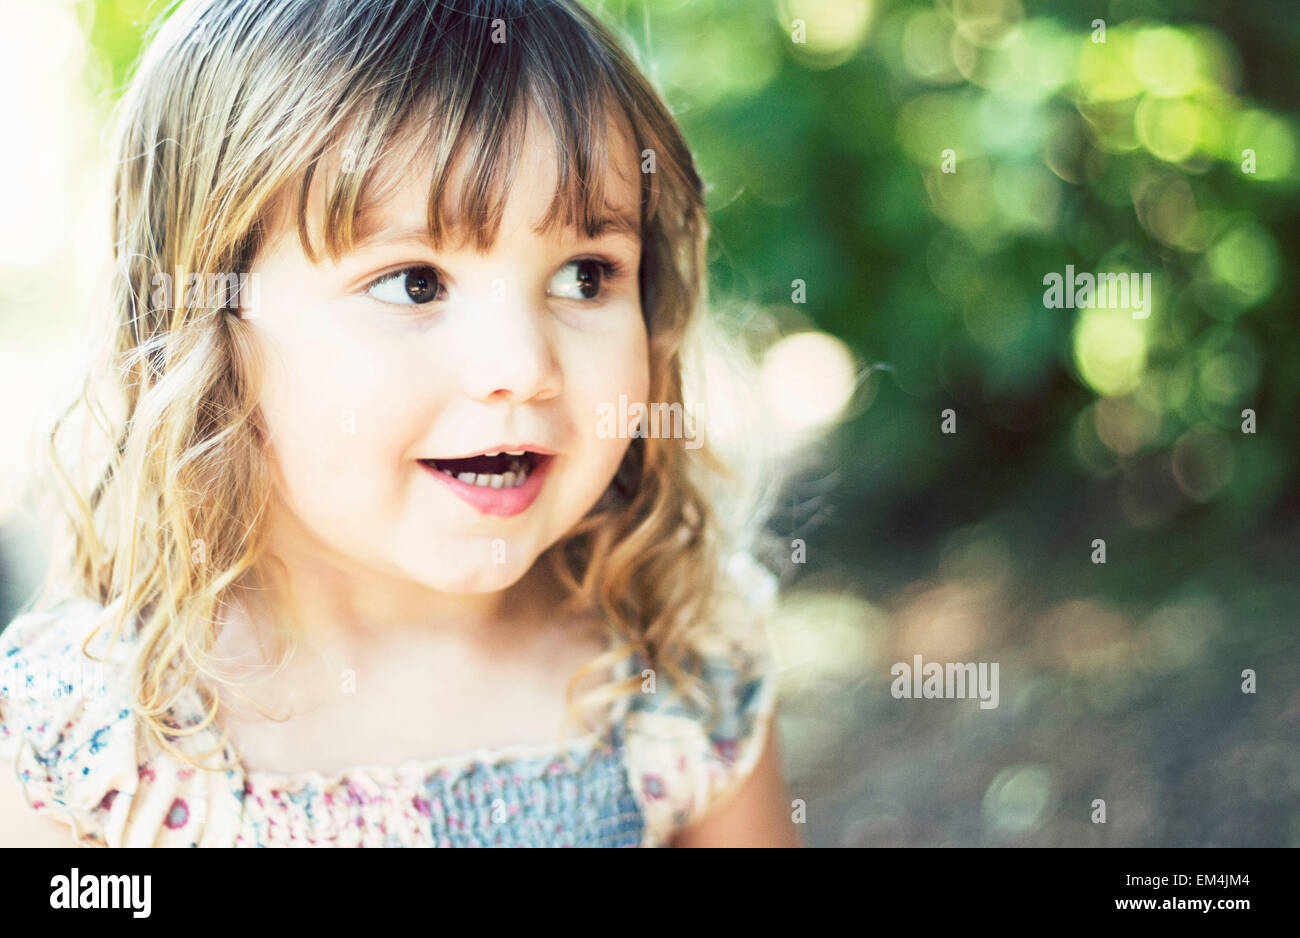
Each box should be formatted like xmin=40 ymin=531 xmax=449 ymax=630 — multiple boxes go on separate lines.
xmin=456 ymin=287 xmax=562 ymax=404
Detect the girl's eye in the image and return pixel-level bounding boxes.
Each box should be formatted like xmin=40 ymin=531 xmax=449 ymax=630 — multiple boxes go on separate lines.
xmin=365 ymin=265 xmax=445 ymax=305
xmin=548 ymin=259 xmax=618 ymax=301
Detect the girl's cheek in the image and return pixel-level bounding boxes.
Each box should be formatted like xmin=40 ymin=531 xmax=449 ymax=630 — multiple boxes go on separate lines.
xmin=620 ymin=326 xmax=652 ymax=401
xmin=594 ymin=301 xmax=650 ymax=390
xmin=259 ymin=332 xmax=402 ymax=469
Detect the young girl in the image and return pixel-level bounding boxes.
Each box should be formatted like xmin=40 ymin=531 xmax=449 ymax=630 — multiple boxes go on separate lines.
xmin=0 ymin=0 xmax=797 ymax=847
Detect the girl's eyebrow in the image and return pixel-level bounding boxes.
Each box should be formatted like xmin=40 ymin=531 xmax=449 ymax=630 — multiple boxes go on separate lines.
xmin=579 ymin=209 xmax=642 ymax=241
xmin=350 ymin=208 xmax=642 ymax=250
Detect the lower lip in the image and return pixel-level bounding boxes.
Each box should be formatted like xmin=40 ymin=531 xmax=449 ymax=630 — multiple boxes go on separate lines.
xmin=418 ymin=456 xmax=555 ymax=517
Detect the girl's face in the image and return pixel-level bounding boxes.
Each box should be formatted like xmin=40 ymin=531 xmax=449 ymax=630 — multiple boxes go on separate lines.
xmin=246 ymin=112 xmax=649 ymax=598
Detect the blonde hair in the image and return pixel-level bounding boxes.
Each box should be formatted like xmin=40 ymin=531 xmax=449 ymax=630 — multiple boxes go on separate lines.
xmin=32 ymin=0 xmax=779 ymax=770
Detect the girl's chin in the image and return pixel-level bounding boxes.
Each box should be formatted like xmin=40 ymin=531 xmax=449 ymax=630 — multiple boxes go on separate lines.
xmin=405 ymin=555 xmax=538 ymax=595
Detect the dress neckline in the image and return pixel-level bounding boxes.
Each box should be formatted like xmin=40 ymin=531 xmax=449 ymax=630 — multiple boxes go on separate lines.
xmin=234 ymin=722 xmax=616 ymax=789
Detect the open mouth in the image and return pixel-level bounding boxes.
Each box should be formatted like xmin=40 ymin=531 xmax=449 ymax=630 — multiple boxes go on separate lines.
xmin=418 ymin=451 xmax=549 ymax=489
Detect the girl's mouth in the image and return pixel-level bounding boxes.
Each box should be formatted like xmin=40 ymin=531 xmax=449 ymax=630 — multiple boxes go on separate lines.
xmin=420 ymin=451 xmax=544 ymax=488
xmin=417 ymin=451 xmax=554 ymax=516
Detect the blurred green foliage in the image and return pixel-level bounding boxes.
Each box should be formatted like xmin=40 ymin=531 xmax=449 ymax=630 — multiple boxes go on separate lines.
xmin=78 ymin=0 xmax=171 ymax=95
xmin=596 ymin=0 xmax=1300 ymax=618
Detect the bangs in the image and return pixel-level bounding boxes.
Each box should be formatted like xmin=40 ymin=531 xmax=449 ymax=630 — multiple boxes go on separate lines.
xmin=281 ymin=0 xmax=660 ymax=262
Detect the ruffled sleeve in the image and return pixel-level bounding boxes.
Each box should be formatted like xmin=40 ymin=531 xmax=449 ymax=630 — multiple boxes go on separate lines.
xmin=620 ymin=553 xmax=781 ymax=846
xmin=0 ymin=599 xmax=245 ymax=847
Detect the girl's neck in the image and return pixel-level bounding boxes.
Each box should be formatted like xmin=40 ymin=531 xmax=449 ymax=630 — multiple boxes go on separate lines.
xmin=203 ymin=552 xmax=596 ymax=726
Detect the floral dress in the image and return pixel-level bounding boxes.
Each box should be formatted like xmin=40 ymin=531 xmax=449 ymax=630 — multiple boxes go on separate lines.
xmin=0 ymin=557 xmax=779 ymax=847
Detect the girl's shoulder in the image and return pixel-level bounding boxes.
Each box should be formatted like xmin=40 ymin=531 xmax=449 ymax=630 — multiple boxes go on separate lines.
xmin=0 ymin=597 xmax=240 ymax=847
xmin=619 ymin=553 xmax=782 ymax=843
